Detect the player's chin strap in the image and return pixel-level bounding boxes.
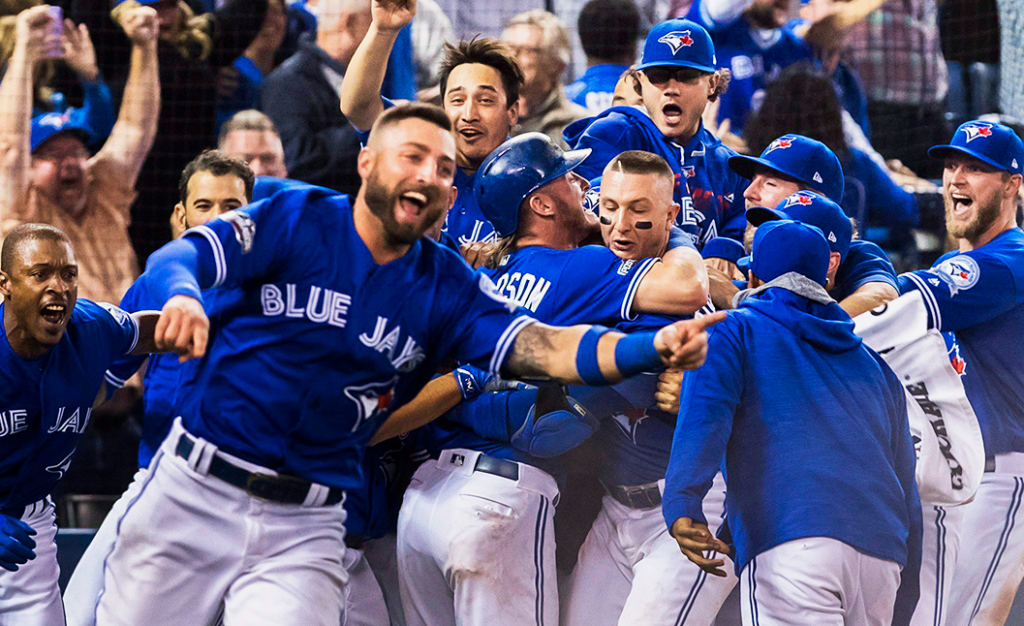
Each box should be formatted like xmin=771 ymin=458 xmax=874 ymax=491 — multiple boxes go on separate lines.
xmin=576 ymin=326 xmax=663 ymax=386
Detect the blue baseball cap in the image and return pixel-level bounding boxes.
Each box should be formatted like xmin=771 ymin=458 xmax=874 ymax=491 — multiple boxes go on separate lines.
xmin=635 ymin=19 xmax=716 ymax=74
xmin=745 ymin=190 xmax=852 ymax=259
xmin=729 ymin=134 xmax=844 ymax=203
xmin=474 ymin=133 xmax=591 ymax=238
xmin=929 ymin=120 xmax=1024 ymax=175
xmin=748 ymin=219 xmax=831 ymax=286
xmin=30 ymin=111 xmax=91 ymax=153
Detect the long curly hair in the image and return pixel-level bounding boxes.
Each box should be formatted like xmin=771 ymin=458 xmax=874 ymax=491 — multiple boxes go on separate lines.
xmin=744 ymin=62 xmax=849 ymax=158
xmin=112 ymin=0 xmax=215 ymax=62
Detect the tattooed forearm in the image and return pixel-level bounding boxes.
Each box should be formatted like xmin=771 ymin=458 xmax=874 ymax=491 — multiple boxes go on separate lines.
xmin=504 ymin=323 xmax=563 ymax=379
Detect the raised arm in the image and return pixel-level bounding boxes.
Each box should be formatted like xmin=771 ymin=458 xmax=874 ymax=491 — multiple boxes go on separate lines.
xmin=0 ymin=6 xmax=55 ymax=223
xmin=802 ymin=0 xmax=890 ymax=52
xmin=630 ymin=246 xmax=710 ymax=316
xmin=91 ymin=6 xmax=159 ymax=186
xmin=340 ymin=0 xmax=416 ymax=131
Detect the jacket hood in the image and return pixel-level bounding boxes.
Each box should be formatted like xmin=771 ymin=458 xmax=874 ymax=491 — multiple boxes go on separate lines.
xmin=732 ymin=273 xmax=862 ymax=353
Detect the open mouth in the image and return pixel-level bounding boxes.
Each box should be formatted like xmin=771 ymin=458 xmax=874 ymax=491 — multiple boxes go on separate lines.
xmin=610 ymin=238 xmax=636 ymax=254
xmin=39 ymin=303 xmax=67 ymax=327
xmin=950 ymin=192 xmax=973 ymax=217
xmin=662 ymin=103 xmax=683 ymax=125
xmin=398 ymin=191 xmax=428 ymax=220
xmin=458 ymin=127 xmax=484 ymax=142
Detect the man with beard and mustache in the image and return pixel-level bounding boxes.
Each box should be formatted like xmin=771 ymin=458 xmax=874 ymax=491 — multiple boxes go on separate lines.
xmin=0 ymin=223 xmax=174 ymax=626
xmin=341 ymin=0 xmax=522 ymax=246
xmin=562 ymin=18 xmax=749 ymax=251
xmin=898 ymin=120 xmax=1024 ymax=626
xmin=0 ymin=5 xmax=159 ymax=306
xmin=94 ymin=103 xmax=720 ymax=626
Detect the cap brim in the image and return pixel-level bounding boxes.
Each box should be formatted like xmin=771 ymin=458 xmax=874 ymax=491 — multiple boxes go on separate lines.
xmin=928 ymin=144 xmax=1010 ymax=172
xmin=635 ymin=60 xmax=716 ymax=74
xmin=531 ymin=147 xmax=592 ymax=195
xmin=727 ymin=154 xmax=805 ymax=185
xmin=737 ymin=256 xmax=751 ymax=271
xmin=745 ymin=206 xmax=790 ymax=226
xmin=31 ymin=128 xmax=90 ymax=153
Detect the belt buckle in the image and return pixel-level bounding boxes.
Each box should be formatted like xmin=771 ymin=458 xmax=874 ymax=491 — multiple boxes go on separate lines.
xmin=245 ymin=472 xmax=304 ymax=504
xmin=623 ymin=485 xmax=645 ymax=509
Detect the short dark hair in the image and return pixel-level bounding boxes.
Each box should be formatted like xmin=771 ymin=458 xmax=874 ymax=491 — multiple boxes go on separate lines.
xmin=179 ymin=149 xmax=255 ymax=205
xmin=578 ymin=0 xmax=639 ymax=62
xmin=217 ymin=109 xmax=280 ymax=148
xmin=604 ymin=150 xmax=674 ymax=181
xmin=438 ymin=36 xmax=524 ymax=109
xmin=1 ymin=223 xmax=71 ymax=273
xmin=368 ymin=102 xmax=453 ymax=144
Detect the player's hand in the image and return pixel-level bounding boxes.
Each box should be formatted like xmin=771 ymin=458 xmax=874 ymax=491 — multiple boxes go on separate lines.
xmin=654 ymin=312 xmax=726 ymax=370
xmin=654 ymin=369 xmax=683 ymax=414
xmin=155 ymin=295 xmax=209 ymax=362
xmin=372 ymin=0 xmax=416 ymax=32
xmin=460 ymin=241 xmax=490 ymax=269
xmin=704 ymin=257 xmax=743 ymax=282
xmin=670 ymin=517 xmax=730 ymax=578
xmin=120 ymin=6 xmax=158 ymax=46
xmin=0 ymin=514 xmax=37 ymax=572
xmin=14 ymin=6 xmax=60 ymax=63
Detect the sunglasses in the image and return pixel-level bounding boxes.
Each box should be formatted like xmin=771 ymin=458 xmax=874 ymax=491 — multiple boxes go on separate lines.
xmin=643 ymin=66 xmax=706 ymax=85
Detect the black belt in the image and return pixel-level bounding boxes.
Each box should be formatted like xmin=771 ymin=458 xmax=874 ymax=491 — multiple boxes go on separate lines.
xmin=176 ymin=434 xmax=344 ymax=506
xmin=606 ymin=482 xmax=662 ymax=509
xmin=985 ymin=455 xmax=996 ymax=473
xmin=445 ymin=452 xmax=520 ymax=481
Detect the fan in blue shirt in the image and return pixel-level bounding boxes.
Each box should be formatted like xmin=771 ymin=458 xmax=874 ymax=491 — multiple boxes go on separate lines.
xmin=565 ymin=0 xmax=640 ymax=114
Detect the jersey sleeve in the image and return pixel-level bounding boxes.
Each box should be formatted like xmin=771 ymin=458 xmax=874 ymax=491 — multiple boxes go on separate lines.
xmin=552 ymin=246 xmax=659 ymax=323
xmin=662 ymin=321 xmax=744 ymax=528
xmin=93 ymin=301 xmax=141 ymax=358
xmin=434 ymin=263 xmax=537 ymax=375
xmin=898 ymin=250 xmax=1023 ymax=332
xmin=103 ymin=280 xmax=156 ymax=389
xmin=834 ymin=240 xmax=898 ymax=300
xmin=355 ymin=96 xmax=398 ymax=145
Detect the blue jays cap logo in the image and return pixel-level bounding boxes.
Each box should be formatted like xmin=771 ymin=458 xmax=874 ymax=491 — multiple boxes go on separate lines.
xmin=37 ymin=110 xmax=72 ymax=129
xmin=659 ymin=30 xmax=695 ymax=54
xmin=764 ymin=136 xmax=794 ymax=154
xmin=960 ymin=123 xmax=994 ymax=143
xmin=784 ymin=191 xmax=815 ymax=208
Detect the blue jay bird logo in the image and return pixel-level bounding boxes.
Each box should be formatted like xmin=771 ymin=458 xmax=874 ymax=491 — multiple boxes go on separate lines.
xmin=960 ymin=123 xmax=993 ymax=143
xmin=658 ymin=30 xmax=695 ymax=54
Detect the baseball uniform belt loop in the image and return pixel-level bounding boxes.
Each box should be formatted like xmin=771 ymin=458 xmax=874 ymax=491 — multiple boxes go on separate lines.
xmin=474 ymin=454 xmax=520 ymax=482
xmin=984 ymin=452 xmax=1024 ymax=475
xmin=175 ymin=434 xmax=344 ymax=506
xmin=606 ymin=481 xmax=663 ymax=509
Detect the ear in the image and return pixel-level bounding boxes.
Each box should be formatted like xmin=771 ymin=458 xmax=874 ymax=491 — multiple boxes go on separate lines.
xmin=356 ymin=146 xmax=374 ymax=180
xmin=506 ymin=99 xmax=521 ymax=127
xmin=528 ymin=192 xmax=556 ymax=217
xmin=827 ymin=251 xmax=841 ymax=281
xmin=0 ymin=271 xmax=11 ymax=299
xmin=666 ymin=202 xmax=681 ymax=228
xmin=172 ymin=203 xmax=188 ymax=234
xmin=1006 ymin=173 xmax=1022 ymax=199
xmin=447 ymin=185 xmax=458 ymax=211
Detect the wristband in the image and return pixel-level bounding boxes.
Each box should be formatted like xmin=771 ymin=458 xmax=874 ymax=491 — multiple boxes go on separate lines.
xmin=575 ymin=325 xmax=612 ymax=385
xmin=614 ymin=331 xmax=662 ymax=377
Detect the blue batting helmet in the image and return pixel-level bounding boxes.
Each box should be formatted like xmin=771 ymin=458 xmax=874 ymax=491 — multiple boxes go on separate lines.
xmin=473 ymin=133 xmax=592 ymax=238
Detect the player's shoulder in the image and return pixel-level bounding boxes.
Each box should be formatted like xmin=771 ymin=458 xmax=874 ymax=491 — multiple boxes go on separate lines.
xmin=931 ymin=229 xmax=1024 ymax=290
xmin=69 ymin=299 xmax=135 ymax=343
xmin=847 ymin=239 xmax=888 ymax=261
xmin=580 ymin=106 xmax=651 ymax=141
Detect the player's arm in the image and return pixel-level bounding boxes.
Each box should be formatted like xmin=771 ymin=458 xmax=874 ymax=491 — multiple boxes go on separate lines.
xmin=0 ymin=7 xmax=53 ymax=223
xmin=839 ymin=280 xmax=899 ymax=317
xmin=693 ymin=0 xmax=755 ymax=29
xmin=663 ymin=322 xmax=743 ymax=577
xmin=339 ymin=0 xmax=415 ymax=131
xmin=801 ymin=0 xmax=889 ymax=52
xmin=631 ymin=246 xmax=710 ymax=316
xmin=91 ymin=6 xmax=159 ymax=187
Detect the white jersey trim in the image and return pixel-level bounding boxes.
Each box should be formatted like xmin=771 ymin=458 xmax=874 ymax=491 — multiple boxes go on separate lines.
xmin=490 ymin=315 xmax=538 ymax=375
xmin=905 ymin=272 xmax=943 ymax=330
xmin=189 ymin=225 xmax=227 ymax=288
xmin=621 ymin=257 xmax=658 ymax=321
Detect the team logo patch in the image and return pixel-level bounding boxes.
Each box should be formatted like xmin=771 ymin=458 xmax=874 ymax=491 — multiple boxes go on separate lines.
xmin=344 ymin=378 xmax=397 ymax=433
xmin=97 ymin=302 xmax=131 ymax=326
xmin=583 ymin=186 xmax=601 ymax=214
xmin=682 ymin=165 xmax=696 ymax=179
xmin=932 ymin=255 xmax=981 ymax=296
xmin=948 ymin=340 xmax=967 ymax=376
xmin=784 ymin=191 xmax=815 ymax=208
xmin=960 ymin=123 xmax=993 ymax=143
xmin=658 ymin=30 xmax=695 ymax=54
xmin=617 ymin=259 xmax=636 ymax=276
xmin=764 ymin=136 xmax=793 ymax=154
xmin=222 ymin=211 xmax=256 ymax=254
xmin=812 ymin=171 xmax=824 ymax=184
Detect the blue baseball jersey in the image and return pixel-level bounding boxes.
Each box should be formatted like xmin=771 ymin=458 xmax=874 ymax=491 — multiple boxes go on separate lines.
xmin=565 ymin=64 xmax=631 ymax=114
xmin=898 ymin=228 xmax=1024 ymax=456
xmin=686 ymin=0 xmax=812 ymax=134
xmin=133 ymin=186 xmax=530 ymax=490
xmin=0 ymin=300 xmax=138 ymax=509
xmin=484 ymin=245 xmax=658 ymax=325
xmin=832 ymin=239 xmax=898 ymax=301
xmin=564 ymin=108 xmax=749 ymax=247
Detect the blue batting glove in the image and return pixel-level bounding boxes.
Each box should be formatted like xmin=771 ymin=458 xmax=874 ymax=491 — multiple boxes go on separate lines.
xmin=0 ymin=514 xmax=37 ymax=572
xmin=454 ymin=365 xmax=531 ymax=400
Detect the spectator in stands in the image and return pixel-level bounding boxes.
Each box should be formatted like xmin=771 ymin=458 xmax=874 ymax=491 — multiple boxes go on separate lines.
xmin=502 ymin=9 xmax=587 ymax=147
xmin=842 ymin=0 xmax=949 ymax=178
xmin=745 ymin=63 xmax=919 ymax=250
xmin=940 ymin=0 xmax=1000 ymax=125
xmin=0 ymin=5 xmax=159 ymax=305
xmin=214 ymin=0 xmax=287 ymax=133
xmin=66 ymin=0 xmax=269 ymax=262
xmin=410 ymin=0 xmax=454 ymax=99
xmin=999 ymin=0 xmax=1023 ymax=121
xmin=261 ymin=0 xmax=371 ymax=195
xmin=611 ymin=67 xmax=643 ymax=108
xmin=565 ymin=0 xmax=639 ymax=114
xmin=217 ymin=109 xmax=288 ymax=179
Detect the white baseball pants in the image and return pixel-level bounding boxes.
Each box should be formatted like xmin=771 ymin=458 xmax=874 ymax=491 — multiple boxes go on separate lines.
xmin=0 ymin=498 xmax=63 ymax=626
xmin=344 ymin=546 xmax=390 ymax=626
xmin=396 ymin=449 xmax=559 ymax=626
xmin=947 ymin=454 xmax=1024 ymax=626
xmin=739 ymin=537 xmax=901 ymax=626
xmin=910 ymin=503 xmax=966 ymax=626
xmin=562 ymin=473 xmax=737 ymax=626
xmin=94 ymin=420 xmax=348 ymax=626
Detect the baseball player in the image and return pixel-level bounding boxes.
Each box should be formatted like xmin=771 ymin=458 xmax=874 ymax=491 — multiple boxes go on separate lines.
xmin=562 ymin=18 xmax=749 ymax=248
xmin=706 ymin=133 xmax=899 ymax=316
xmin=897 ymin=121 xmax=1024 ymax=626
xmin=560 ymin=150 xmax=735 ymax=626
xmin=0 ymin=223 xmax=172 ymax=626
xmin=666 ymin=218 xmax=922 ymax=626
xmin=62 ymin=150 xmax=255 ymax=626
xmin=92 ymin=104 xmax=715 ymax=626
xmin=341 ymin=0 xmax=522 ymax=245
